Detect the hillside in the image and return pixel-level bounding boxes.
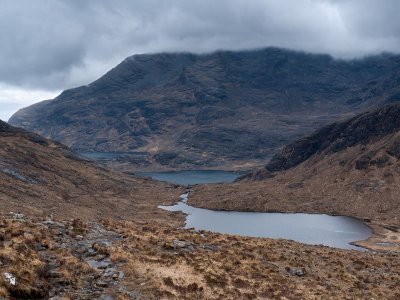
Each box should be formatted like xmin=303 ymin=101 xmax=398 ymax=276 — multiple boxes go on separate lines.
xmin=0 ymin=120 xmax=180 ymax=222
xmin=191 ymin=102 xmax=400 ymax=228
xmin=1 ymin=116 xmax=399 ymax=298
xmin=243 ymin=102 xmax=400 ymax=180
xmin=9 ymin=48 xmax=400 ymax=171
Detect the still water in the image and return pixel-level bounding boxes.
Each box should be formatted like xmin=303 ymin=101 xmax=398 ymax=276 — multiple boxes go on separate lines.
xmin=159 ymin=194 xmax=372 ymax=250
xmin=136 ymin=170 xmax=241 ymax=185
xmin=78 ymin=155 xmax=241 ymax=185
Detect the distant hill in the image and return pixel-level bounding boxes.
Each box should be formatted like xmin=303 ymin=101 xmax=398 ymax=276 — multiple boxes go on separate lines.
xmin=243 ymin=102 xmax=400 ymax=180
xmin=191 ymin=102 xmax=400 ymax=226
xmin=0 ymin=120 xmax=180 ymax=221
xmin=9 ymin=48 xmax=400 ymax=170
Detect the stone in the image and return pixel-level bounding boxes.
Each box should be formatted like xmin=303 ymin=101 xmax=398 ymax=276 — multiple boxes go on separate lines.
xmin=96 ymin=280 xmax=109 ymax=288
xmin=118 ymin=271 xmax=125 ymax=279
xmin=173 ymin=239 xmax=195 ymax=251
xmin=286 ymin=267 xmax=305 ymax=276
xmin=43 ymin=220 xmax=55 ymax=225
xmin=202 ymin=244 xmax=218 ymax=251
xmin=3 ymin=272 xmax=16 ymax=285
xmin=35 ymin=243 xmax=49 ymax=251
xmin=10 ymin=212 xmax=25 ymax=220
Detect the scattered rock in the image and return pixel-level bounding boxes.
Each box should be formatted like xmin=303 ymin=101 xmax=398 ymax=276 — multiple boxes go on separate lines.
xmin=1 ymin=168 xmax=37 ymax=184
xmin=87 ymin=259 xmax=113 ymax=270
xmin=202 ymin=244 xmax=218 ymax=251
xmin=3 ymin=272 xmax=16 ymax=285
xmin=286 ymin=267 xmax=305 ymax=276
xmin=173 ymin=239 xmax=195 ymax=251
xmin=96 ymin=281 xmax=109 ymax=288
xmin=92 ymin=242 xmax=111 ymax=256
xmin=35 ymin=243 xmax=49 ymax=251
xmin=10 ymin=212 xmax=25 ymax=220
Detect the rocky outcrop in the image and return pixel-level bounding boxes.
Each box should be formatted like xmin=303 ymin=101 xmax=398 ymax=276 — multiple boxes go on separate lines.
xmin=9 ymin=48 xmax=400 ymax=170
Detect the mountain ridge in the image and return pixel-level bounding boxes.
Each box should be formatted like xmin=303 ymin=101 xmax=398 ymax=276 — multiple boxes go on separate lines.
xmin=241 ymin=102 xmax=400 ymax=180
xmin=9 ymin=47 xmax=400 ymax=170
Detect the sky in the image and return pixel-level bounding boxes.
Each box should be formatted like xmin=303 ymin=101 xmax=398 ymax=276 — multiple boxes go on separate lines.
xmin=1 ymin=0 xmax=400 ymax=121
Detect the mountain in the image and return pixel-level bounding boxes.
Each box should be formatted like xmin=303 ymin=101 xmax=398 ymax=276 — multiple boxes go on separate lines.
xmin=9 ymin=48 xmax=400 ymax=171
xmin=191 ymin=102 xmax=400 ymax=226
xmin=0 ymin=120 xmax=180 ymax=222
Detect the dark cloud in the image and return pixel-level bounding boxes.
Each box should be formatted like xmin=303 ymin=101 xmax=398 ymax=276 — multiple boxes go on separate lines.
xmin=0 ymin=0 xmax=400 ymax=91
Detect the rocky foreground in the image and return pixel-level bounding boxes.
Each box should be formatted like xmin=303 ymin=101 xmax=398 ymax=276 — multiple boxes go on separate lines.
xmin=1 ymin=213 xmax=400 ymax=299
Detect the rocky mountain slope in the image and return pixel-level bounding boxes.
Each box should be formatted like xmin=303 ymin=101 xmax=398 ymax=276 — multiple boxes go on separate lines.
xmin=244 ymin=102 xmax=400 ymax=180
xmin=9 ymin=48 xmax=400 ymax=170
xmin=0 ymin=120 xmax=180 ymax=221
xmin=191 ymin=102 xmax=400 ymax=228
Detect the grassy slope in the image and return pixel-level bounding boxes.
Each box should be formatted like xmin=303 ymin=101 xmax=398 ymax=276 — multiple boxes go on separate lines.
xmin=0 ymin=120 xmax=182 ymax=223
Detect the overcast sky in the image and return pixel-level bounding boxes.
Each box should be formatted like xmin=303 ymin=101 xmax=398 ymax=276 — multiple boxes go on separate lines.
xmin=1 ymin=0 xmax=400 ymax=121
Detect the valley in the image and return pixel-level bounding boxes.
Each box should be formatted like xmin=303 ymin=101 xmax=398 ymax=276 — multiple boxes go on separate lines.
xmin=1 ymin=117 xmax=400 ymax=298
xmin=3 ymin=0 xmax=400 ymax=298
xmin=2 ymin=48 xmax=400 ymax=299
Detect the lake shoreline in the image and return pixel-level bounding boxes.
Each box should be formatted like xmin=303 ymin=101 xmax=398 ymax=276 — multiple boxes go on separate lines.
xmin=159 ymin=192 xmax=371 ymax=251
xmin=186 ymin=197 xmax=399 ymax=253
